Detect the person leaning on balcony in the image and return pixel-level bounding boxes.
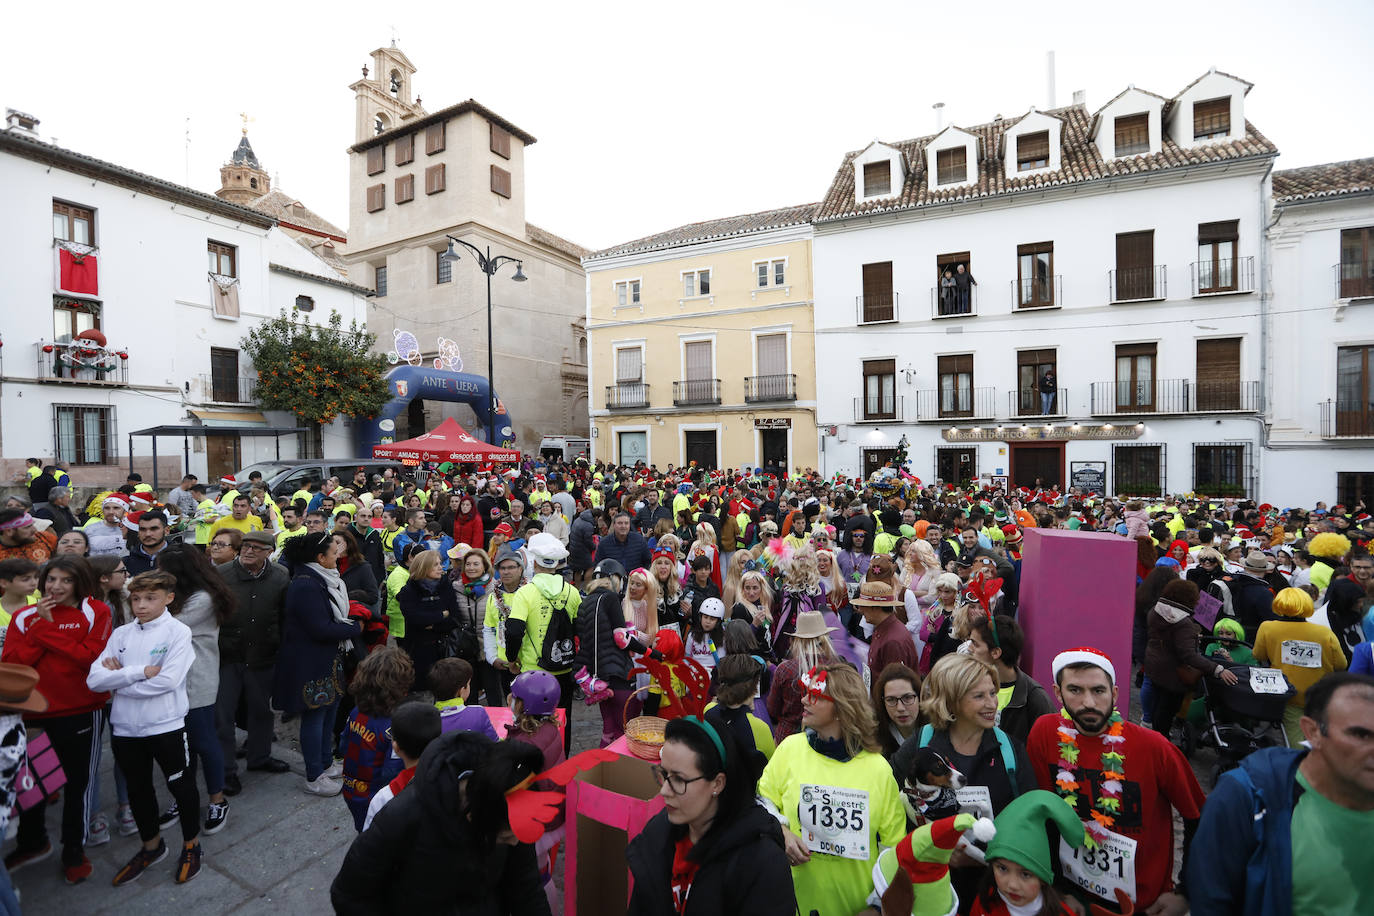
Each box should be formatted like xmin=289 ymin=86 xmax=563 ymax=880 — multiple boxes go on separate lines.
xmin=1039 ymin=368 xmax=1057 ymax=415
xmin=953 ymin=262 xmax=977 ymax=313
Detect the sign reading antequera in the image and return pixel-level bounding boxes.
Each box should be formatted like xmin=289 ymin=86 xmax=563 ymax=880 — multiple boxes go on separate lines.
xmin=942 ymin=426 xmax=1144 ymax=443
xmin=754 ymin=418 xmax=792 ymax=429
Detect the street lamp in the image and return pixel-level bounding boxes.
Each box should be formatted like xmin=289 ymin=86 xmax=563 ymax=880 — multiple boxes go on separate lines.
xmin=441 ymin=236 xmax=527 ymax=446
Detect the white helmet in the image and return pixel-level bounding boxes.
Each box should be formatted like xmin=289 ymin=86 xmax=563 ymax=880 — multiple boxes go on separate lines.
xmin=526 ymin=532 xmax=569 ymax=569
xmin=699 ymin=597 xmax=727 ymax=619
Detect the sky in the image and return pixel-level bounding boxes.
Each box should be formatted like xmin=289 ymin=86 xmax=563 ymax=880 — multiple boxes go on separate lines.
xmin=4 ymin=0 xmax=1372 ymax=252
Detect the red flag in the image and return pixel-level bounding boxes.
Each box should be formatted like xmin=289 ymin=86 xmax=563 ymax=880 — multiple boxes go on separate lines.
xmin=59 ymin=248 xmax=99 ymax=295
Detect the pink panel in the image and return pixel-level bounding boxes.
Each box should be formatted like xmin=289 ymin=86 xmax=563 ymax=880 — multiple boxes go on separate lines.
xmin=1018 ymin=528 xmax=1136 ymax=717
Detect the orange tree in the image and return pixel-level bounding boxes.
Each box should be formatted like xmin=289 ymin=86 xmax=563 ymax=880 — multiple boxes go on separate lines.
xmin=241 ymin=309 xmax=391 ymax=430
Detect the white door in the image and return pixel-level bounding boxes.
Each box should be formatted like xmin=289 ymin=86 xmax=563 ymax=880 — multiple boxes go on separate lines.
xmin=618 ymin=431 xmax=648 ymax=465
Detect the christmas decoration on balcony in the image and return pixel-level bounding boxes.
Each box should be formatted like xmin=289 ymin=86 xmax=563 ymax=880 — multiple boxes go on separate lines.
xmin=53 ymin=329 xmax=121 ymax=376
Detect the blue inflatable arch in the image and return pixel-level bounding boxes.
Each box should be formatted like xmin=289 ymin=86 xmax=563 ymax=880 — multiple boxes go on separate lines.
xmin=355 ymin=365 xmax=515 ymax=454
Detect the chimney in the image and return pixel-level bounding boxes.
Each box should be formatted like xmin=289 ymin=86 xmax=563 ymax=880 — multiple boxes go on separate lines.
xmin=932 ymin=101 xmax=946 ymax=131
xmin=5 ymin=109 xmax=40 ymax=136
xmin=1072 ymin=89 xmax=1086 ymax=107
xmin=1046 ymin=51 xmax=1056 ymax=108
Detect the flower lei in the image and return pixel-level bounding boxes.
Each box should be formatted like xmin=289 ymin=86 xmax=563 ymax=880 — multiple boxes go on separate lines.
xmin=1054 ymin=708 xmax=1126 ymax=848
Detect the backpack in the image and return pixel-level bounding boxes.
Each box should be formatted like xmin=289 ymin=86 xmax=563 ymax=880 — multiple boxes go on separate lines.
xmin=536 ymin=585 xmax=578 ymax=673
xmin=917 ymin=723 xmax=1017 ymax=782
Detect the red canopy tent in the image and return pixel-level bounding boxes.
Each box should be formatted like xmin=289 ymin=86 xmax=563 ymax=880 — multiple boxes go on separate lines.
xmin=371 ymin=417 xmax=520 ymax=464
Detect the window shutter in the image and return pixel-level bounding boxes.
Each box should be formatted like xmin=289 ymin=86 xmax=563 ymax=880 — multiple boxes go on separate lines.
xmin=617 ymin=348 xmax=642 ymax=382
xmin=426 ymin=122 xmax=446 ymax=155
xmin=863 ymin=161 xmax=891 ymax=197
xmin=1196 ymin=337 xmax=1241 ymax=409
xmin=395 ymin=134 xmax=414 ymax=166
xmin=684 ymin=341 xmax=712 ymax=381
xmin=395 ymin=174 xmax=414 ymax=204
xmin=1193 ymin=98 xmax=1231 ymax=139
xmin=366 ymin=184 xmax=385 ymax=212
xmin=936 ymin=147 xmax=967 ymax=185
xmin=862 ymin=261 xmax=893 ymax=300
xmin=367 ymin=146 xmax=385 ymax=176
xmin=490 ymin=123 xmax=512 ymax=159
xmin=1116 ymin=231 xmax=1153 ymax=271
xmin=1016 ymin=131 xmax=1049 ymax=169
xmin=757 ymin=334 xmax=787 ymax=376
xmin=490 ymin=165 xmax=512 ymax=198
xmin=425 ymin=163 xmax=446 ymax=195
xmin=1114 ymin=114 xmax=1150 ymax=156
xmin=1197 ymin=220 xmax=1239 ymax=244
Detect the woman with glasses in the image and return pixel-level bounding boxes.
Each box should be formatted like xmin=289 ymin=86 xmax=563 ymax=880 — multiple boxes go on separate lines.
xmin=1186 ymin=546 xmax=1226 ymax=590
xmin=872 ymin=662 xmax=921 ymax=761
xmin=627 ymin=716 xmax=794 ymax=916
xmin=207 ymin=529 xmax=242 ymax=567
xmin=758 ymin=663 xmax=904 ymax=916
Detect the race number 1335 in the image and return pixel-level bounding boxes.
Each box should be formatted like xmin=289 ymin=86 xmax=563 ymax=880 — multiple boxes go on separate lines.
xmin=799 ymin=784 xmax=870 ymax=861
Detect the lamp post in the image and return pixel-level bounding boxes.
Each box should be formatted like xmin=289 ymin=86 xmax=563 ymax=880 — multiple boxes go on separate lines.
xmin=440 ymin=236 xmax=527 ymax=446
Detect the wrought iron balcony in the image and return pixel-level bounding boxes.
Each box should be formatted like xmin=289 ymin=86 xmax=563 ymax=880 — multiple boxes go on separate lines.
xmin=35 ymin=340 xmax=128 ymax=386
xmin=672 ymin=379 xmax=721 ymax=407
xmin=931 ymin=284 xmax=978 ymax=318
xmin=1109 ymin=265 xmax=1167 ymax=303
xmin=1320 ymin=399 xmax=1374 ymax=438
xmin=744 ymin=374 xmax=797 ymax=402
xmin=856 ymin=292 xmax=898 ymax=325
xmin=1191 ymin=257 xmax=1254 ymax=296
xmin=1089 ymin=379 xmax=1260 ymax=415
xmin=1012 ymin=275 xmax=1062 ymax=309
xmin=1009 ymin=387 xmax=1068 ymax=418
xmin=199 ymin=374 xmax=258 ymax=404
xmin=1335 ymin=263 xmax=1374 ymax=300
xmin=915 ymin=387 xmax=996 ymax=421
xmin=605 ymin=382 xmax=650 ymax=410
xmin=852 ymin=396 xmax=905 ymax=423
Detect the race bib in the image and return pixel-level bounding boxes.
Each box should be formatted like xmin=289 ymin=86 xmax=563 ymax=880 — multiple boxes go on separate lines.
xmin=1249 ymin=667 xmax=1288 ymax=694
xmin=955 ymin=784 xmax=993 ymax=820
xmin=1060 ymin=829 xmax=1137 ymax=904
xmin=1280 ymin=639 xmax=1322 ymax=668
xmin=799 ymin=784 xmax=870 ymax=861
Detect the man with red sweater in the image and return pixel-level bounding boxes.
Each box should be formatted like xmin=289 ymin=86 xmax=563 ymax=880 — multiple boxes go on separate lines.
xmin=1 ymin=555 xmax=113 ymax=884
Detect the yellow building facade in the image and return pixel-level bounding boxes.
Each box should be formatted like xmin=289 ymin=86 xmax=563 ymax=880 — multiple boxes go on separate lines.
xmin=584 ymin=204 xmax=819 ymax=473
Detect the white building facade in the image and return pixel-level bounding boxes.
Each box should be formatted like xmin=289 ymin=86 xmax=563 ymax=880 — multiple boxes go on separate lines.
xmin=813 ymin=71 xmax=1281 ymax=501
xmin=0 ymin=113 xmax=371 ymax=490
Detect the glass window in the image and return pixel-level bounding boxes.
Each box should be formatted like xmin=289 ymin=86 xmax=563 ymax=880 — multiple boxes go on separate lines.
xmin=757 ymin=263 xmax=768 ymax=288
xmin=774 ymin=261 xmax=785 ymax=286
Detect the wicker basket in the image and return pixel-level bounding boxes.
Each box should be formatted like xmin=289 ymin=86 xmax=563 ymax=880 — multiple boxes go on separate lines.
xmin=624 ymin=715 xmax=667 ymax=761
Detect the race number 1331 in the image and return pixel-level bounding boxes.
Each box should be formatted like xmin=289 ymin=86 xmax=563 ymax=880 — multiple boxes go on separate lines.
xmin=799 ymin=784 xmax=869 ymax=861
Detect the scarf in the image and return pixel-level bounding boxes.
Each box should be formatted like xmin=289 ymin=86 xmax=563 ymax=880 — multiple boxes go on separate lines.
xmin=461 ymin=572 xmax=491 ymax=599
xmin=804 ymin=727 xmax=852 ymax=763
xmin=305 ymin=562 xmax=352 ymax=630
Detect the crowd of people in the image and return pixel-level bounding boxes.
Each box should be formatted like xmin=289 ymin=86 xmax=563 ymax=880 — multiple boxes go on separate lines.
xmin=0 ymin=452 xmax=1371 ymax=914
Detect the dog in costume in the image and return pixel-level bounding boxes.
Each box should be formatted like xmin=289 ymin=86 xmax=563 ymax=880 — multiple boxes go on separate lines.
xmin=870 ymin=812 xmax=996 ymax=916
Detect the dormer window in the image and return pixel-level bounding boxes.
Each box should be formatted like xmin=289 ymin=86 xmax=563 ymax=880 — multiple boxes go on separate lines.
xmin=936 ymin=148 xmax=967 ymax=185
xmin=863 ymin=161 xmax=892 ymax=197
xmin=1193 ymin=97 xmax=1231 ymax=140
xmin=1114 ymin=114 xmax=1149 ymax=156
xmin=1016 ymin=132 xmax=1049 ymax=171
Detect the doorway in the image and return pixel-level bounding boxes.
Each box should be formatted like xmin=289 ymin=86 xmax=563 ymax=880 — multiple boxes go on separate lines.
xmin=206 ymin=434 xmax=241 ymax=482
xmin=617 ymin=431 xmax=648 ymax=466
xmin=936 ymin=447 xmax=977 ymax=487
xmin=862 ymin=448 xmax=898 ymax=479
xmin=760 ymin=429 xmax=788 ymax=477
xmin=684 ymin=430 xmax=718 ymax=470
xmin=1010 ymin=443 xmax=1064 ymax=490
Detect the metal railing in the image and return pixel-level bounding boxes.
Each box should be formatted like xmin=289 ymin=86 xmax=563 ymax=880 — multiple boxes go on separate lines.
xmin=744 ymin=374 xmax=797 ymax=402
xmin=931 ymin=284 xmax=978 ymax=318
xmin=672 ymin=379 xmax=721 ymax=407
xmin=1191 ymin=257 xmax=1254 ymax=295
xmin=1012 ymin=275 xmax=1061 ymax=309
xmin=1090 ymin=379 xmax=1260 ymax=415
xmin=856 ymin=292 xmax=898 ymax=324
xmin=1335 ymin=263 xmax=1374 ymax=300
xmin=605 ymin=382 xmax=650 ymax=410
xmin=1320 ymin=400 xmax=1374 ymax=438
xmin=915 ymin=387 xmax=996 ymax=421
xmin=35 ymin=340 xmax=128 ymax=386
xmin=199 ymin=374 xmax=257 ymax=404
xmin=1109 ymin=265 xmax=1167 ymax=302
xmin=1009 ymin=387 xmax=1068 ymax=417
xmin=852 ymin=396 xmax=904 ymax=423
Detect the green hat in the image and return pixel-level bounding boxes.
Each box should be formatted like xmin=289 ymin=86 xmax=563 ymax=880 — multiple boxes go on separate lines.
xmin=984 ymin=790 xmax=1086 ymax=884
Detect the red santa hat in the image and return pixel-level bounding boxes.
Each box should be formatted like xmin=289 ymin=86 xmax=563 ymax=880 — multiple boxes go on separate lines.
xmin=1051 ymin=647 xmax=1116 ymax=685
xmin=219 ymin=476 xmax=236 ymax=489
xmin=130 ymin=491 xmax=155 ymax=507
xmin=102 ymin=493 xmax=130 ymax=508
xmin=494 ymin=522 xmax=515 ymax=537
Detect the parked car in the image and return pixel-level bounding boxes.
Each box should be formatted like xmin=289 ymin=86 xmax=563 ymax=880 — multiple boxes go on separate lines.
xmin=213 ymin=459 xmax=406 ymax=500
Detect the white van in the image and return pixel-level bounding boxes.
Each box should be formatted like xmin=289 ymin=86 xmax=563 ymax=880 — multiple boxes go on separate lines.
xmin=538 ymin=436 xmax=590 ymax=464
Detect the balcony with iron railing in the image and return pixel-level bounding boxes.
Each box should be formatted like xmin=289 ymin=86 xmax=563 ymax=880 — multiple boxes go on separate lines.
xmin=931 ymin=284 xmax=979 ymax=319
xmin=1109 ymin=265 xmax=1167 ymax=303
xmin=915 ymin=387 xmax=996 ymax=421
xmin=35 ymin=340 xmax=129 ymax=386
xmin=1320 ymin=400 xmax=1374 ymax=438
xmin=672 ymin=379 xmax=721 ymax=407
xmin=1011 ymin=276 xmax=1062 ymax=310
xmin=856 ymin=292 xmax=898 ymax=325
xmin=1334 ymin=263 xmax=1374 ymax=300
xmin=1191 ymin=257 xmax=1255 ymax=296
xmin=199 ymin=374 xmax=258 ymax=404
xmin=744 ymin=374 xmax=797 ymax=402
xmin=852 ymin=395 xmax=905 ymax=423
xmin=605 ymin=382 xmax=650 ymax=410
xmin=1009 ymin=387 xmax=1069 ymax=418
xmin=1089 ymin=379 xmax=1260 ymax=416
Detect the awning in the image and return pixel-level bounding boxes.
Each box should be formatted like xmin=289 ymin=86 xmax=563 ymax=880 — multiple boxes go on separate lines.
xmin=188 ymin=409 xmax=268 ymax=428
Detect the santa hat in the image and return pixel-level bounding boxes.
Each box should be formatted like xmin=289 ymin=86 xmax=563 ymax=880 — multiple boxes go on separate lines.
xmin=1001 ymin=524 xmax=1022 ymax=543
xmin=219 ymin=476 xmax=236 ymax=489
xmin=122 ymin=510 xmax=145 ymax=531
xmin=1052 ymin=647 xmax=1116 ymax=684
xmin=494 ymin=522 xmax=515 ymax=537
xmin=130 ymin=491 xmax=155 ymax=507
xmin=983 ymin=790 xmax=1086 ymax=885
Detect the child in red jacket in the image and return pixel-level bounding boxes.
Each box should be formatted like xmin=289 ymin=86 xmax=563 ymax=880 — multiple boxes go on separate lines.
xmin=0 ymin=555 xmax=113 ymax=884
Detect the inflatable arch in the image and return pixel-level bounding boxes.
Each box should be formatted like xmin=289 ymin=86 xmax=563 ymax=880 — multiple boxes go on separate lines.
xmin=355 ymin=365 xmax=515 ymax=455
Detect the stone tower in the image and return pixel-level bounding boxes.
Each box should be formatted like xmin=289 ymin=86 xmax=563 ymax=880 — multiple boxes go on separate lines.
xmin=348 ymin=44 xmax=426 ymax=144
xmin=216 ymin=129 xmax=269 ymax=204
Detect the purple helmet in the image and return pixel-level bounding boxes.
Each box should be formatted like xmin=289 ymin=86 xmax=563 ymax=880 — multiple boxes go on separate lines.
xmin=510 ymin=670 xmax=560 ymax=717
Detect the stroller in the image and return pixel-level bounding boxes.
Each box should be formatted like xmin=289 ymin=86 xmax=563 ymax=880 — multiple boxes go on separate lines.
xmin=1181 ymin=635 xmax=1295 ymax=784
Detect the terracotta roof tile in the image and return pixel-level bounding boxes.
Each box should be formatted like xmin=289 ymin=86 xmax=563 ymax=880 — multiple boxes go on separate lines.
xmin=815 ymin=104 xmax=1278 ymax=223
xmin=248 ymin=189 xmax=346 ymax=240
xmin=525 ymin=222 xmax=591 ymax=261
xmin=587 ymin=202 xmax=818 ymax=261
xmin=1273 ymin=157 xmax=1374 ymax=204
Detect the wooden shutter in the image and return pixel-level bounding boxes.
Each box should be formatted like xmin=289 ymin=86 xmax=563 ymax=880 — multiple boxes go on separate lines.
xmin=1016 ymin=131 xmax=1049 ymax=169
xmin=1115 ymin=230 xmax=1154 ymax=299
xmin=757 ymin=334 xmax=787 ymax=377
xmin=425 ymin=122 xmax=446 ymax=154
xmin=366 ymin=184 xmax=385 ymax=212
xmin=1114 ymin=114 xmax=1149 ymax=156
xmin=395 ymin=174 xmax=414 ymax=204
xmin=616 ymin=348 xmax=642 ymax=382
xmin=1193 ymin=98 xmax=1230 ymax=139
xmin=863 ymin=161 xmax=891 ymax=196
xmin=937 ymin=354 xmax=974 ymax=377
xmin=490 ymin=165 xmax=512 ymax=198
xmin=367 ymin=146 xmax=385 ymax=176
xmin=684 ymin=341 xmax=712 ymax=382
xmin=1196 ymin=338 xmax=1241 ymax=409
xmin=425 ymin=163 xmax=446 ymax=195
xmin=394 ymin=134 xmax=414 ymax=165
xmin=490 ymin=123 xmax=512 ymax=159
xmin=936 ymin=147 xmax=967 ymax=184
xmin=861 ymin=261 xmax=894 ymax=321
xmin=1198 ymin=220 xmax=1238 ymax=244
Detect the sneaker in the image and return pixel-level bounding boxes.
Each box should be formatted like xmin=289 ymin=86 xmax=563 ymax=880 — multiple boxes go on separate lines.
xmin=223 ymin=773 xmax=243 ymax=797
xmin=63 ymin=856 xmax=93 ymax=885
xmin=116 ymin=807 xmax=139 ymax=837
xmin=158 ymin=803 xmax=180 ymax=830
xmin=323 ymin=760 xmax=344 ymax=779
xmin=175 ymin=843 xmax=202 ymax=884
xmin=87 ymin=814 xmax=111 ymax=847
xmin=203 ymin=801 xmax=229 ymax=835
xmin=4 ymin=841 xmax=52 ymax=872
xmin=112 ymin=842 xmax=167 ymax=887
xmin=303 ymin=775 xmax=341 ymax=797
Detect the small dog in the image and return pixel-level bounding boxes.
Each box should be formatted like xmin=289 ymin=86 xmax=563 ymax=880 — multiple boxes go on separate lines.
xmin=901 ymin=747 xmax=965 ymax=824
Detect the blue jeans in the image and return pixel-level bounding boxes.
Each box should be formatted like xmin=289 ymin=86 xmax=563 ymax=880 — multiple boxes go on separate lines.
xmin=1140 ymin=675 xmax=1157 ymax=724
xmin=185 ymin=704 xmax=225 ymax=795
xmin=0 ymin=862 xmax=19 ymax=916
xmin=1041 ymin=391 xmax=1055 ymax=414
xmin=299 ymin=701 xmax=338 ymax=781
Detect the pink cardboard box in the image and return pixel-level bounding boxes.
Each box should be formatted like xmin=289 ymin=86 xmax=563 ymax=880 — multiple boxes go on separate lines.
xmin=564 ymin=743 xmax=664 ymax=916
xmin=1018 ymin=527 xmax=1135 ymax=717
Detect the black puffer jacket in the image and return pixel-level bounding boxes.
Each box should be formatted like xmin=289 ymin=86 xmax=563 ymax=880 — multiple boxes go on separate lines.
xmin=573 ymin=587 xmax=633 ymax=688
xmin=216 ymin=558 xmax=289 ymax=668
xmin=568 ymin=509 xmax=597 ymax=570
xmin=627 ymin=801 xmax=795 ymax=916
xmin=330 ymin=732 xmax=551 ymax=916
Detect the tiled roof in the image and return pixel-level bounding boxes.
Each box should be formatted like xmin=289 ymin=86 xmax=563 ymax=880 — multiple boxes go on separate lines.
xmin=1173 ymin=68 xmax=1254 ymax=100
xmin=815 ymin=104 xmax=1277 ymax=223
xmin=269 ymin=262 xmax=374 ymax=296
xmin=349 ymin=99 xmax=536 ymax=153
xmin=1272 ymin=157 xmax=1374 ymax=204
xmin=248 ymin=190 xmax=346 ymax=241
xmin=587 ymin=203 xmax=818 ymax=261
xmin=526 ymin=223 xmax=591 ymax=261
xmin=294 ymin=235 xmax=348 ymax=271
